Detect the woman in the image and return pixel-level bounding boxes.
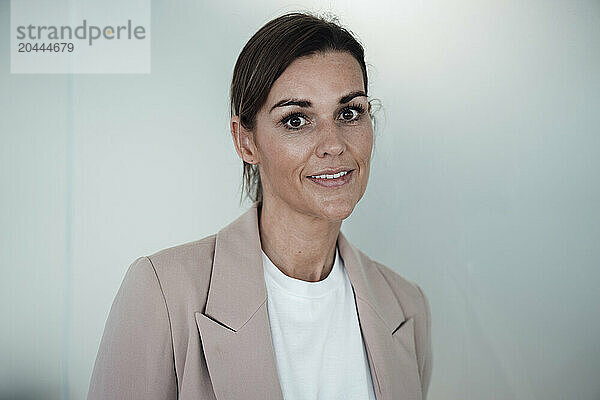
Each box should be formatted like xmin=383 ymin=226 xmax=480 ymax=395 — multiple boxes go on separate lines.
xmin=87 ymin=11 xmax=432 ymax=400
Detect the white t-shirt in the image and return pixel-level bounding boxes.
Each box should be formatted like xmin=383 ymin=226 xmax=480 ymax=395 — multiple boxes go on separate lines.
xmin=261 ymin=244 xmax=377 ymax=400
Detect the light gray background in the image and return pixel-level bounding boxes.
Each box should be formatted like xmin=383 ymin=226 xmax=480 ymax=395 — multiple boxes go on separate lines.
xmin=1 ymin=1 xmax=599 ymax=399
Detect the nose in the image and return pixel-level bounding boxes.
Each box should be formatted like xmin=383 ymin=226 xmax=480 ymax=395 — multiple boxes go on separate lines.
xmin=315 ymin=119 xmax=346 ymax=157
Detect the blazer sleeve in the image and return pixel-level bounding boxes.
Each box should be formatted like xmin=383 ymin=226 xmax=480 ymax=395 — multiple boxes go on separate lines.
xmin=415 ymin=283 xmax=433 ymax=399
xmin=87 ymin=256 xmax=178 ymax=400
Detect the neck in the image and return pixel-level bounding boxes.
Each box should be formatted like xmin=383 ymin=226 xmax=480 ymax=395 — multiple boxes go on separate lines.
xmin=258 ymin=197 xmax=341 ymax=282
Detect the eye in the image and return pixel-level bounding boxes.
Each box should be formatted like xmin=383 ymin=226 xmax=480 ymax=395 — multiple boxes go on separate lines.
xmin=280 ymin=112 xmax=310 ymax=131
xmin=338 ymin=103 xmax=365 ymax=122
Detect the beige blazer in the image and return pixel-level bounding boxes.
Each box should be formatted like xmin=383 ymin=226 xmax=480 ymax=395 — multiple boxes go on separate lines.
xmin=87 ymin=201 xmax=432 ymax=400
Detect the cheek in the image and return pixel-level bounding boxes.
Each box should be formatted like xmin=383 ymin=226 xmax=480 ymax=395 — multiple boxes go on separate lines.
xmin=260 ymin=135 xmax=311 ymax=181
xmin=352 ymin=127 xmax=374 ymax=163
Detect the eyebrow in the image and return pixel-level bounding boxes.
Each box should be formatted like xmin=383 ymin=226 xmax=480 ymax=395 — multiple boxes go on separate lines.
xmin=269 ymin=90 xmax=367 ymax=113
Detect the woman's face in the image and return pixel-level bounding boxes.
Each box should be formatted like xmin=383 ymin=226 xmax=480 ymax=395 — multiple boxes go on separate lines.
xmin=252 ymin=50 xmax=373 ymax=221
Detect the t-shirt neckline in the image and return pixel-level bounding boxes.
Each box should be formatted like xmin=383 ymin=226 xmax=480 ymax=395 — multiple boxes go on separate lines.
xmin=261 ymin=245 xmax=345 ymax=299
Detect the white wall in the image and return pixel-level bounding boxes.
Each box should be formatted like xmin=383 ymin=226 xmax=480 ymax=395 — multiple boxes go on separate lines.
xmin=1 ymin=1 xmax=599 ymax=399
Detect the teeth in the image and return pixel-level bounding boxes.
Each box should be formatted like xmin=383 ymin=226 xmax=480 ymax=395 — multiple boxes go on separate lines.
xmin=310 ymin=170 xmax=348 ymax=179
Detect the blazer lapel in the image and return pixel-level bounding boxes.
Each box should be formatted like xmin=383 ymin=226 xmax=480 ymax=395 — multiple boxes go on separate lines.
xmin=338 ymin=232 xmax=423 ymax=400
xmin=196 ymin=201 xmax=422 ymax=400
xmin=195 ymin=201 xmax=283 ymax=400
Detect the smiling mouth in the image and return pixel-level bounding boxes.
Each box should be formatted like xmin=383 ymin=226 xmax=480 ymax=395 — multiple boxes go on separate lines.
xmin=306 ymin=169 xmax=355 ymax=187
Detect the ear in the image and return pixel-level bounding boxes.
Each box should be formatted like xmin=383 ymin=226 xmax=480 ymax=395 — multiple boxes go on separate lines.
xmin=231 ymin=115 xmax=259 ymax=164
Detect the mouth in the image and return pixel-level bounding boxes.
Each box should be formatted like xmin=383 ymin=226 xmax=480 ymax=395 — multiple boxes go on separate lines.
xmin=306 ymin=169 xmax=355 ymax=188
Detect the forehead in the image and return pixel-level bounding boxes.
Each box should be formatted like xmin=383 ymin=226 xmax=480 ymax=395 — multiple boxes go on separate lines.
xmin=265 ymin=51 xmax=365 ymax=106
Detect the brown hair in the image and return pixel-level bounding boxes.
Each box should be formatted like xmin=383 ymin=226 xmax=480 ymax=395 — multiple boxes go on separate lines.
xmin=230 ymin=11 xmax=378 ymax=205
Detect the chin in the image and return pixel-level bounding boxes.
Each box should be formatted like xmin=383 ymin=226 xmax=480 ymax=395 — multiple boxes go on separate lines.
xmin=314 ymin=198 xmax=356 ymax=221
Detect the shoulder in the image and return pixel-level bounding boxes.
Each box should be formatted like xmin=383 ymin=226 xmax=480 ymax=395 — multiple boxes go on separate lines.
xmin=147 ymin=233 xmax=217 ymax=266
xmin=146 ymin=232 xmax=217 ymax=276
xmin=127 ymin=234 xmax=218 ymax=311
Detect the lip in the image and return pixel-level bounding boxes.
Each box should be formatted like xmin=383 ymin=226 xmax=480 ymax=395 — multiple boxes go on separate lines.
xmin=306 ymin=167 xmax=355 ymax=177
xmin=306 ymin=169 xmax=354 ymax=188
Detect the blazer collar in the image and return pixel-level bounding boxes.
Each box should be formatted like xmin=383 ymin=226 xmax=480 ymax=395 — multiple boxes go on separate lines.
xmin=205 ymin=200 xmax=406 ymax=332
xmin=196 ymin=201 xmax=422 ymax=400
